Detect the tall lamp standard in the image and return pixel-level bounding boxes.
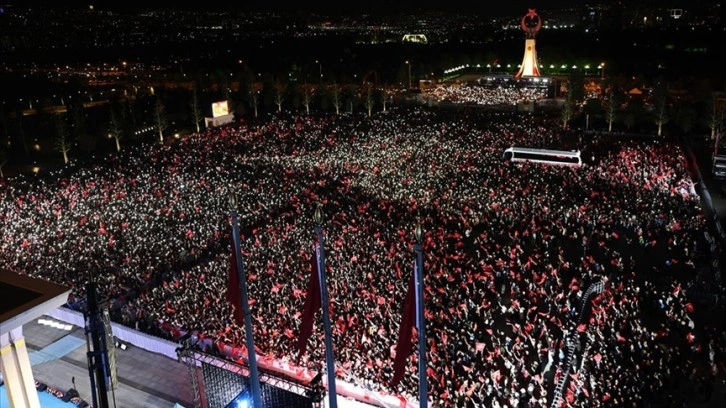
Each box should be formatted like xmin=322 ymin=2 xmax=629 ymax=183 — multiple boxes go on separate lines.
xmin=412 ymin=224 xmax=428 ymax=408
xmin=315 ymin=60 xmax=323 ymax=85
xmin=84 ymin=276 xmax=111 ymax=408
xmin=313 ymin=205 xmax=338 ymax=408
xmin=599 ymin=62 xmax=606 ymax=80
xmin=228 ymin=193 xmax=262 ymax=407
xmin=405 ymin=60 xmax=412 ymax=89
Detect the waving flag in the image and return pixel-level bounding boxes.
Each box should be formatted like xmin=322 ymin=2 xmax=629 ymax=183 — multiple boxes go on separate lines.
xmin=227 ymin=234 xmax=244 ymax=326
xmin=391 ymin=268 xmax=417 ymax=387
xmin=296 ymin=242 xmax=322 ymax=356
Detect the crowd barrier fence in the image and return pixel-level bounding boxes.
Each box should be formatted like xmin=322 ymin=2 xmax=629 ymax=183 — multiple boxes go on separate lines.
xmin=682 ymin=136 xmax=724 ymax=286
xmin=46 ymin=307 xmax=418 ymax=408
xmin=550 ymin=280 xmax=605 ymax=408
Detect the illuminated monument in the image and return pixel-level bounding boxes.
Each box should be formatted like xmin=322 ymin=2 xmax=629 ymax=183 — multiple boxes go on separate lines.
xmin=514 ymin=9 xmax=542 ymax=78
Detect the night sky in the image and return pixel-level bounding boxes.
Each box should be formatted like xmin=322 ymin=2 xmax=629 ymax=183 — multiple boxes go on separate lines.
xmin=21 ymin=1 xmax=692 ymax=16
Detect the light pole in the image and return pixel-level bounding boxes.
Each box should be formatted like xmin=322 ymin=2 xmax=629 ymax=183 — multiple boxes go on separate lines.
xmin=315 ymin=60 xmax=323 ymax=85
xmin=229 ymin=193 xmax=263 ymax=408
xmin=599 ymin=62 xmax=605 ymax=80
xmin=413 ymin=224 xmax=427 ymax=408
xmin=313 ymin=205 xmax=338 ymax=408
xmin=405 ymin=61 xmax=412 ymax=89
xmin=84 ymin=279 xmax=111 ymax=408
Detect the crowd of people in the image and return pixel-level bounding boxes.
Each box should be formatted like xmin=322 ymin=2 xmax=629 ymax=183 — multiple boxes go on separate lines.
xmin=421 ymin=82 xmax=548 ymax=106
xmin=0 ymin=100 xmax=723 ymax=407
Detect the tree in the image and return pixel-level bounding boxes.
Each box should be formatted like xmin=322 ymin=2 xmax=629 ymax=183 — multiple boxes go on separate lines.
xmin=274 ymin=82 xmax=286 ymax=113
xmin=190 ymin=84 xmax=203 ymax=133
xmin=342 ymin=85 xmax=357 ymax=113
xmin=364 ymin=83 xmax=374 ymax=117
xmin=606 ymin=89 xmax=620 ymax=133
xmin=0 ymin=147 xmax=7 ymax=178
xmin=108 ymin=106 xmax=124 ymax=152
xmin=654 ymin=98 xmax=669 ymax=137
xmin=330 ymin=83 xmax=342 ymax=115
xmin=561 ymin=90 xmax=574 ymax=129
xmin=707 ymin=94 xmax=725 ymax=140
xmin=54 ymin=114 xmax=72 ymax=164
xmin=380 ymin=83 xmax=390 ymax=112
xmin=301 ymin=83 xmax=313 ymax=115
xmin=250 ymin=89 xmax=260 ymax=118
xmin=153 ymin=97 xmax=169 ymax=143
xmin=652 ymin=79 xmax=669 ymax=137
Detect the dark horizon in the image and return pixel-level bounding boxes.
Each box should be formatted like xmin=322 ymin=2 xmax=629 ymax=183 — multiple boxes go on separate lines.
xmin=6 ymin=1 xmax=712 ymax=16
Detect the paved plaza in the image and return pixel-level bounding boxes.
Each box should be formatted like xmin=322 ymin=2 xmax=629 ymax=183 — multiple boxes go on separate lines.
xmin=12 ymin=135 xmax=725 ymax=408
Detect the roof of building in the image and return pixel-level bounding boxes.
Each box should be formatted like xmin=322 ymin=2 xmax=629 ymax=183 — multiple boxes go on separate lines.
xmin=0 ymin=269 xmax=71 ymax=336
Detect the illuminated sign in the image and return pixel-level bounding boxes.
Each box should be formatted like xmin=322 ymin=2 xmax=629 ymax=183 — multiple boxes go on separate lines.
xmin=212 ymin=100 xmax=229 ymax=118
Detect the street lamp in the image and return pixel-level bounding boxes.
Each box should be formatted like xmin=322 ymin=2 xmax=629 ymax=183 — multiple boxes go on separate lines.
xmin=405 ymin=60 xmax=411 ymax=89
xmin=599 ymin=62 xmax=605 ymax=79
xmin=315 ymin=60 xmax=322 ymax=84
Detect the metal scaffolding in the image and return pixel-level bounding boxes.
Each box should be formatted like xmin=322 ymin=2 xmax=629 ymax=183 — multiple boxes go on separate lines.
xmin=177 ymin=344 xmax=323 ymax=408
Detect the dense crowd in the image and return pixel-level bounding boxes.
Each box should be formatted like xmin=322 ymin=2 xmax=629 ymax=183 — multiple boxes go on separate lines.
xmin=422 ymin=82 xmax=548 ymax=106
xmin=1 ymin=103 xmax=722 ymax=407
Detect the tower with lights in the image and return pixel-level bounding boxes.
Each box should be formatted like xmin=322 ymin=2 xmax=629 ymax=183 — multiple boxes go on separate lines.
xmin=514 ymin=9 xmax=542 ymax=78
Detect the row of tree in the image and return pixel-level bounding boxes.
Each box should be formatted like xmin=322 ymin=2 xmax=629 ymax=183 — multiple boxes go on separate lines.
xmin=1 ymin=72 xmax=725 ymax=177
xmin=560 ymin=75 xmax=725 ymax=140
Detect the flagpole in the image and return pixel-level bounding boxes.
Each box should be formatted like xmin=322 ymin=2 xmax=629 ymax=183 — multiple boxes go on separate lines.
xmin=229 ymin=194 xmax=262 ymax=407
xmin=413 ymin=224 xmax=428 ymax=408
xmin=314 ymin=205 xmax=338 ymax=408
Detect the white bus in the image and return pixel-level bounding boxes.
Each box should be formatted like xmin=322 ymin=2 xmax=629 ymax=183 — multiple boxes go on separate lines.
xmin=713 ymin=154 xmax=726 ymax=180
xmin=503 ymin=147 xmax=582 ymax=166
